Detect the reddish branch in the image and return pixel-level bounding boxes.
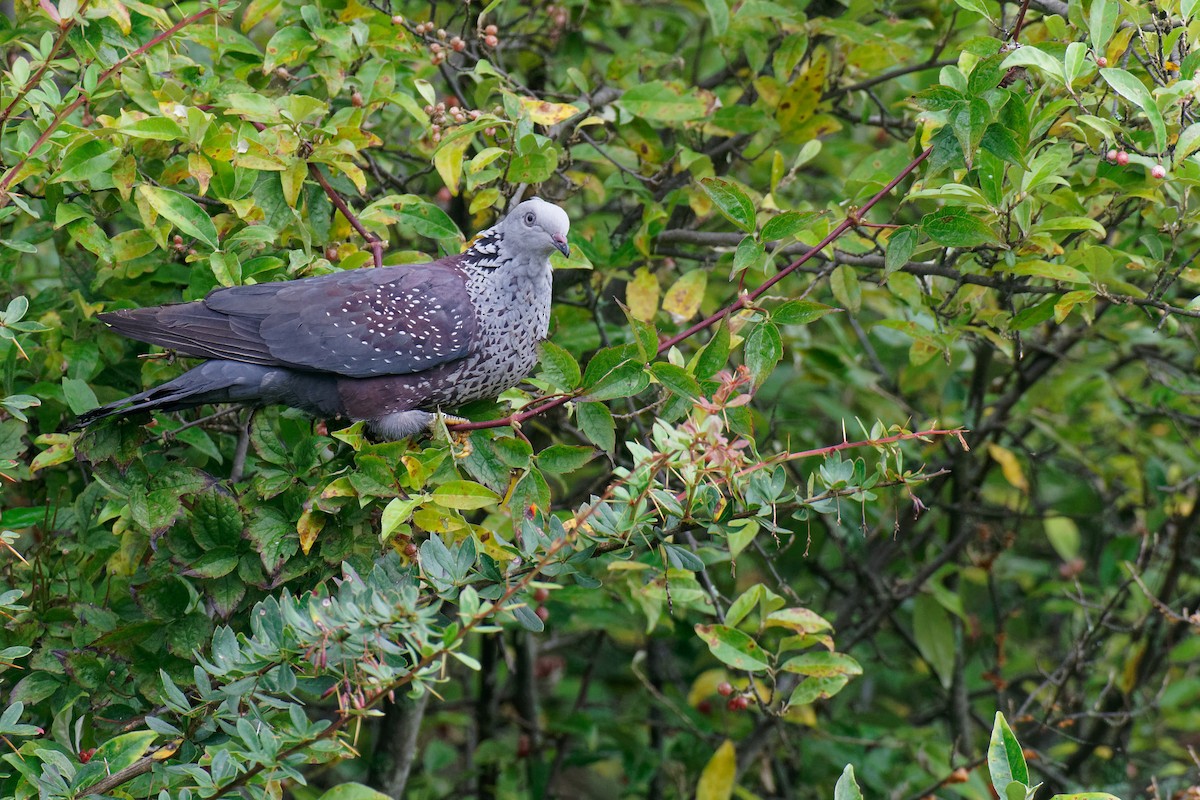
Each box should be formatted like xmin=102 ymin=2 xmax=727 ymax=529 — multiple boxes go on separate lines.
xmin=0 ymin=2 xmax=87 ymax=127
xmin=309 ymin=166 xmax=385 ymax=268
xmin=0 ymin=0 xmax=237 ymax=207
xmin=450 ymin=145 xmax=934 ymax=432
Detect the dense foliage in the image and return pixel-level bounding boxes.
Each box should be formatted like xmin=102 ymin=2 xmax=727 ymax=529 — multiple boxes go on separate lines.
xmin=0 ymin=0 xmax=1197 ymax=797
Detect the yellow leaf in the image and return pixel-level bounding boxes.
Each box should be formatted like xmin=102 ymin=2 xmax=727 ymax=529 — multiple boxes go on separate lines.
xmin=280 ymin=158 xmax=307 ymax=208
xmin=986 ymin=443 xmax=1028 ymax=492
xmin=433 ymin=132 xmax=471 ymax=195
xmin=626 ymin=267 xmax=660 ymax=322
xmin=662 ymin=270 xmax=707 ymax=322
xmin=188 ymin=152 xmax=213 ymax=196
xmin=696 ymin=740 xmax=737 ymax=800
xmin=518 ymin=96 xmax=581 ymax=126
xmin=298 ymin=508 xmax=325 ymax=555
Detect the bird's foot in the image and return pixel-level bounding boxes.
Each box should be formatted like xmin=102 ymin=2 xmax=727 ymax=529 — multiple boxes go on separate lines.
xmin=432 ymin=412 xmax=473 ymax=457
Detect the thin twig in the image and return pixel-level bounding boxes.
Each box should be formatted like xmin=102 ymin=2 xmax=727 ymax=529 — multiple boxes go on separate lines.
xmin=0 ymin=0 xmax=237 ymax=207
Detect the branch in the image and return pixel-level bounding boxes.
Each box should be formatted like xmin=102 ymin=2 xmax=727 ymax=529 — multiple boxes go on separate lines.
xmin=0 ymin=3 xmax=86 ymax=126
xmin=309 ymin=166 xmax=385 ymax=268
xmin=449 ymin=147 xmax=934 ymax=433
xmin=0 ymin=0 xmax=238 ymax=207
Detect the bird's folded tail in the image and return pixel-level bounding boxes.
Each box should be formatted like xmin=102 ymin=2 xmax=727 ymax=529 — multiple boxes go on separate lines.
xmin=70 ymin=361 xmax=285 ymax=430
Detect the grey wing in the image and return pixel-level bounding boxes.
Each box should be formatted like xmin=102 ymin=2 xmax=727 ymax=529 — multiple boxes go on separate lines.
xmin=100 ymin=263 xmax=478 ymax=379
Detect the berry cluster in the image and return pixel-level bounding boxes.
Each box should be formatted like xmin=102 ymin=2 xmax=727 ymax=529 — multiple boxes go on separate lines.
xmin=1105 ymin=148 xmax=1166 ymax=179
xmin=481 ymin=23 xmax=499 ymax=48
xmin=423 ymin=101 xmax=485 ymax=143
xmin=396 ymin=17 xmax=468 ymax=64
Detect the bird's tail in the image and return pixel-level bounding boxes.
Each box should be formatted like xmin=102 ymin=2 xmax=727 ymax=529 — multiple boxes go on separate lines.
xmin=70 ymin=361 xmax=284 ymax=430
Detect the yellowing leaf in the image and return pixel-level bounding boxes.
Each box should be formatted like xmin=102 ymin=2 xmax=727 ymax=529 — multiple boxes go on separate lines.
xmin=434 ymin=133 xmax=471 ymax=195
xmin=696 ymin=740 xmax=736 ymax=800
xmin=987 ymin=443 xmax=1028 ymax=492
xmin=518 ymin=96 xmax=581 ymax=125
xmin=298 ymin=508 xmax=325 ymax=555
xmin=627 ymin=267 xmax=660 ymax=322
xmin=662 ymin=270 xmax=707 ymax=322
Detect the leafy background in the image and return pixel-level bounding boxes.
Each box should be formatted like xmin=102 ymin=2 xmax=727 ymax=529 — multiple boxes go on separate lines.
xmin=0 ymin=0 xmax=1197 ymax=797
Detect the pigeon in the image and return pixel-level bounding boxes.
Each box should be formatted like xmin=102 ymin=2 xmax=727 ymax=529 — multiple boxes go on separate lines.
xmin=74 ymin=197 xmax=570 ymax=439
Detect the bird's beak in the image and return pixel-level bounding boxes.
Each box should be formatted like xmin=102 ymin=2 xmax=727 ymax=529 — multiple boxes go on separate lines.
xmin=552 ymin=233 xmax=570 ymax=256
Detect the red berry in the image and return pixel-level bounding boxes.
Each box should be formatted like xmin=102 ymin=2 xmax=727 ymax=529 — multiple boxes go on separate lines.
xmin=351 ymin=91 xmax=364 ymax=108
xmin=484 ymin=34 xmax=499 ymax=47
xmin=485 ymin=24 xmax=498 ymax=35
xmin=79 ymin=748 xmax=95 ymax=764
xmin=1106 ymin=149 xmax=1118 ymax=162
xmin=391 ymin=14 xmax=404 ymax=24
xmin=1152 ymin=164 xmax=1166 ymax=179
xmin=716 ymin=681 xmax=734 ymax=697
xmin=403 ymin=542 xmax=418 ymax=558
xmin=1116 ymin=151 xmax=1129 ymax=166
xmin=325 ymin=245 xmax=339 ymax=262
xmin=533 ymin=587 xmax=549 ymax=603
xmin=535 ymin=605 xmax=549 ymax=622
xmin=697 ymin=700 xmax=713 ymax=714
xmin=1096 ymin=56 xmax=1108 ymax=67
xmin=451 ymin=37 xmax=465 ymax=52
xmin=726 ymin=697 xmax=743 ymax=711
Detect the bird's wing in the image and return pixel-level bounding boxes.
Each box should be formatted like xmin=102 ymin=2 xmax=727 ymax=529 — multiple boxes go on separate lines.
xmin=100 ymin=261 xmax=479 ymax=379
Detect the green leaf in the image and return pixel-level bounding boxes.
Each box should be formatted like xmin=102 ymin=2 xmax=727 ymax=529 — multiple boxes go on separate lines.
xmin=1000 ymin=45 xmax=1064 ymax=84
xmin=262 ymin=26 xmax=318 ymax=73
xmin=576 ymin=402 xmax=615 ymax=452
xmin=980 ymin=123 xmax=1027 ymax=169
xmin=913 ymin=594 xmax=955 ymax=689
xmin=537 ymin=444 xmax=596 ymax=474
xmin=1044 ymin=516 xmax=1080 ymax=560
xmin=830 ymin=265 xmax=861 ymax=315
xmin=744 ymin=321 xmax=782 ymax=386
xmin=951 ymin=97 xmax=990 ymax=168
xmin=316 ymin=783 xmax=394 ymax=800
xmin=432 ymin=480 xmax=501 ymax=510
xmin=115 ymin=117 xmax=185 ymax=140
xmin=912 ymin=85 xmax=963 ymax=112
xmin=61 ymin=377 xmax=97 ymax=414
xmin=620 ymin=81 xmax=709 ymax=122
xmin=760 ymin=210 xmax=817 ymax=241
xmin=988 ymin=712 xmax=1030 ymax=798
xmin=650 ymin=362 xmax=700 ymax=398
xmin=787 ymin=675 xmax=849 ymax=705
xmin=79 ymin=731 xmax=158 ymax=787
xmin=582 ymin=359 xmax=649 ymax=402
xmin=1099 ymin=67 xmax=1167 ymax=152
xmin=538 ymin=341 xmax=582 ymax=389
xmin=700 ymin=177 xmax=756 ymax=233
xmin=693 ymin=326 xmax=730 ymax=379
xmin=398 ymin=200 xmax=461 ymax=241
xmin=137 ymin=186 xmax=220 ymax=249
xmin=54 ymin=139 xmax=120 ymax=183
xmin=922 ymin=207 xmax=1000 ymax=248
xmin=1089 ymin=0 xmax=1118 ymax=49
xmin=702 ymin=0 xmax=729 ymax=36
xmin=834 ymin=765 xmax=864 ymax=800
xmin=885 ymin=226 xmax=918 ymax=275
xmin=694 ymin=623 xmax=771 ymax=672
xmin=780 ymin=652 xmax=862 ymax=678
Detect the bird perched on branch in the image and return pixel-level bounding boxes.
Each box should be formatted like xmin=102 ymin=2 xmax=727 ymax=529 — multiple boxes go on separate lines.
xmin=74 ymin=197 xmax=570 ymax=439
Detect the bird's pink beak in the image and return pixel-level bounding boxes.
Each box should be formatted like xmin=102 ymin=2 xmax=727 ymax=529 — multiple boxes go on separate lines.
xmin=552 ymin=233 xmax=570 ymax=256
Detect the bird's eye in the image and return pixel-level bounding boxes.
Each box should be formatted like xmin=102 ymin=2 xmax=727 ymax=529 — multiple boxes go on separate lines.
xmin=524 ymin=212 xmax=536 ymax=225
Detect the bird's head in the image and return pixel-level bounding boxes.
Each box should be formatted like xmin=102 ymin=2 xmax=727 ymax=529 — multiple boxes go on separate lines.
xmin=501 ymin=197 xmax=571 ymax=259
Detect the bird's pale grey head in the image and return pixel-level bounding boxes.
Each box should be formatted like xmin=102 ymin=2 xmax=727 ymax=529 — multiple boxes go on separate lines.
xmin=501 ymin=197 xmax=570 ymax=259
